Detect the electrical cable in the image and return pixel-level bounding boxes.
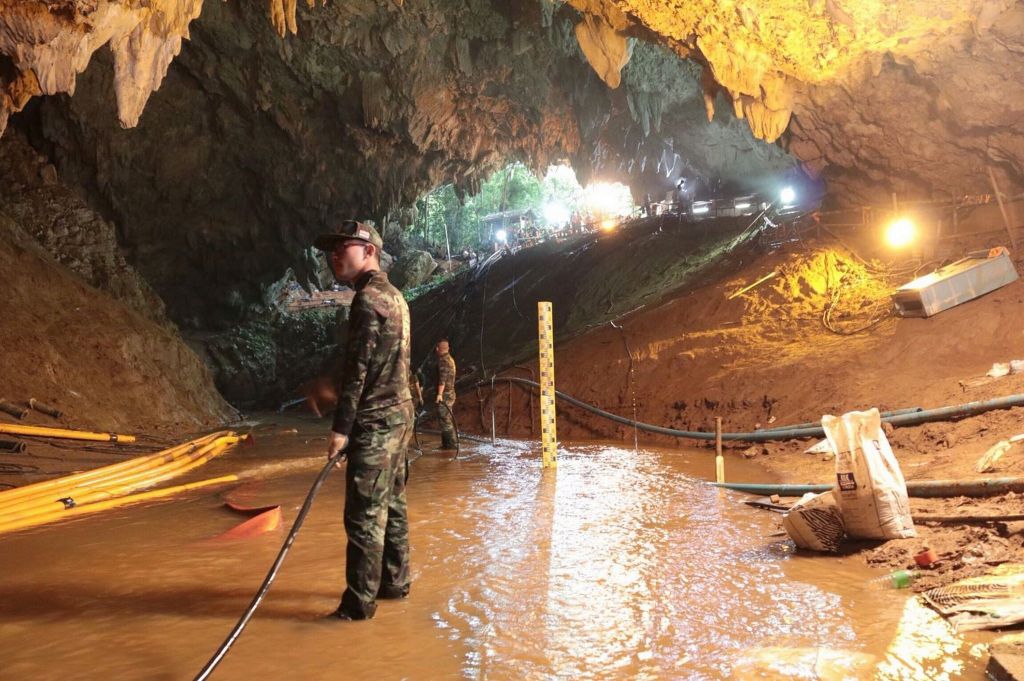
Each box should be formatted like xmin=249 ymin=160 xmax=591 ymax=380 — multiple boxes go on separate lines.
xmin=510 ymin=249 xmax=524 ymax=319
xmin=194 ymin=449 xmax=345 ymax=681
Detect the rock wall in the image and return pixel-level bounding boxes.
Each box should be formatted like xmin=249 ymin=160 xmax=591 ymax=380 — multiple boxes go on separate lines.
xmin=563 ymin=0 xmax=1024 ymax=201
xmin=5 ymin=0 xmax=1024 ymax=228
xmin=4 ymin=0 xmax=788 ymax=326
xmin=0 ymin=131 xmax=169 ymax=324
xmin=0 ymin=210 xmax=235 ymax=431
xmin=0 ymin=0 xmax=202 ymax=135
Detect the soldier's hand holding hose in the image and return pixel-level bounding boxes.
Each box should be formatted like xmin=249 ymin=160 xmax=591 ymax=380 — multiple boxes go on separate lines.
xmin=327 ymin=431 xmax=348 ymax=466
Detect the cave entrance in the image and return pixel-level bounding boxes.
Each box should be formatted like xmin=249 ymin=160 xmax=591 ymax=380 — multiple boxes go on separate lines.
xmin=412 ymin=162 xmax=634 ymax=261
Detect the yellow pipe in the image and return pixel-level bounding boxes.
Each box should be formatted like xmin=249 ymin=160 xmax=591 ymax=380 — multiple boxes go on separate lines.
xmin=0 ymin=441 xmax=234 ymax=523
xmin=0 ymin=474 xmax=240 ymax=536
xmin=0 ymin=433 xmax=237 ymax=517
xmin=0 ymin=432 xmax=225 ymax=509
xmin=0 ymin=432 xmax=222 ymax=504
xmin=0 ymin=442 xmax=225 ymax=521
xmin=72 ymin=437 xmax=231 ymax=491
xmin=0 ymin=436 xmax=238 ymax=520
xmin=0 ymin=423 xmax=138 ymax=443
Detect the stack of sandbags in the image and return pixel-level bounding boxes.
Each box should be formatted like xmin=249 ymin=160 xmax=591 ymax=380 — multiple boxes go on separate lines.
xmin=783 ymin=408 xmax=915 ymax=551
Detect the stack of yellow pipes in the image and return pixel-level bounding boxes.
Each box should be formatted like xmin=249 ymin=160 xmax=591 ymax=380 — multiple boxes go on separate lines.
xmin=0 ymin=430 xmax=242 ymax=536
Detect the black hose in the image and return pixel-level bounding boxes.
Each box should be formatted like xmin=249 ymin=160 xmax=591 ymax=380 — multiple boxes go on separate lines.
xmin=0 ymin=438 xmax=26 ymax=453
xmin=489 ymin=377 xmax=1024 ymax=443
xmin=194 ymin=450 xmax=345 ymax=681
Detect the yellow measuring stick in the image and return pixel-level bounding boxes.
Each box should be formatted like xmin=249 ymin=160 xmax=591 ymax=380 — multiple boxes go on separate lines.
xmin=537 ymin=302 xmax=557 ymax=469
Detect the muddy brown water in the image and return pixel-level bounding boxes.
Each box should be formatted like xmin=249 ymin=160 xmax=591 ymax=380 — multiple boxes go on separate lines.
xmin=0 ymin=421 xmax=994 ymax=680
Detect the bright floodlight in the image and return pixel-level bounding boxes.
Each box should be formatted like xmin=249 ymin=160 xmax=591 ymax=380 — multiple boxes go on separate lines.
xmin=600 ymin=218 xmax=617 ymax=232
xmin=543 ymin=202 xmax=570 ymax=226
xmin=584 ymin=181 xmax=633 ymax=217
xmin=496 ymin=229 xmax=507 ymax=242
xmin=884 ymin=217 xmax=916 ymax=249
xmin=780 ymin=186 xmax=796 ymax=205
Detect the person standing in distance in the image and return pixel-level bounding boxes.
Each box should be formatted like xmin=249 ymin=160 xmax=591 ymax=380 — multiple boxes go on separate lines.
xmin=435 ymin=339 xmax=457 ymax=450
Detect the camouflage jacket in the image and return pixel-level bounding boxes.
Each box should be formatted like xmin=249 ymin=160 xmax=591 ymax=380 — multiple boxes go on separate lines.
xmin=332 ymin=270 xmax=412 ymax=436
xmin=437 ymin=352 xmax=456 ymax=401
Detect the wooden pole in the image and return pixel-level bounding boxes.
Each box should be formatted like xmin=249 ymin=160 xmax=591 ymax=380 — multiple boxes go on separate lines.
xmin=987 ymin=167 xmax=1019 ymax=251
xmin=728 ymin=270 xmax=778 ymax=300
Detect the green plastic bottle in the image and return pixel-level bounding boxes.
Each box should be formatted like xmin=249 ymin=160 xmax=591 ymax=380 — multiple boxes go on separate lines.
xmin=869 ymin=569 xmax=918 ymax=589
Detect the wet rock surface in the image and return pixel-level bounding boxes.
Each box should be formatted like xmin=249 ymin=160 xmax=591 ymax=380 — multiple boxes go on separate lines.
xmin=196 ymin=307 xmax=343 ymax=409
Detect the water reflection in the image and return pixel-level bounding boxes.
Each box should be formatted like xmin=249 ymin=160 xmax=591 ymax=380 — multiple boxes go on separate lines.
xmin=876 ymin=598 xmax=967 ymax=680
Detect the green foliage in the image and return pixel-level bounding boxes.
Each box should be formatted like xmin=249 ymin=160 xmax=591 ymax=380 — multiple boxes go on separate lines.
xmin=413 ymin=162 xmax=585 ymax=253
xmin=402 ymin=273 xmax=449 ymax=303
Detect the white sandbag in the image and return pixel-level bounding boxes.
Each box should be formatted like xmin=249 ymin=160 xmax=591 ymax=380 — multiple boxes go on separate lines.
xmin=822 ymin=408 xmax=916 ymax=540
xmin=804 ymin=439 xmax=831 ymax=454
xmin=782 ymin=491 xmax=845 ymax=552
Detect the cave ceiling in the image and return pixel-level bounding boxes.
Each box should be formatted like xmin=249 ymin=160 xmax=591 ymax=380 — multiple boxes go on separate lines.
xmin=1 ymin=0 xmax=1022 ymax=323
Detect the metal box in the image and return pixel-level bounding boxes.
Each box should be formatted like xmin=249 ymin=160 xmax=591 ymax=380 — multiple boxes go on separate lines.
xmin=893 ymin=250 xmax=1019 ymax=317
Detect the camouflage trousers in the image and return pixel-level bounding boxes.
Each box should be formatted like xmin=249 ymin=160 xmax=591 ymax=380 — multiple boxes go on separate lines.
xmin=437 ymin=395 xmax=457 ymax=448
xmin=339 ymin=402 xmax=414 ymax=620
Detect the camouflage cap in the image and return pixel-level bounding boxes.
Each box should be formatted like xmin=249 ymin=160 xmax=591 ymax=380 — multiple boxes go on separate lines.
xmin=314 ymin=220 xmax=384 ymax=251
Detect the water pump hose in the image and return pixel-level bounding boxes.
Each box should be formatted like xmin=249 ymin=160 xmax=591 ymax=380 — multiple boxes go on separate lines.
xmin=193 ymin=450 xmax=344 ymax=681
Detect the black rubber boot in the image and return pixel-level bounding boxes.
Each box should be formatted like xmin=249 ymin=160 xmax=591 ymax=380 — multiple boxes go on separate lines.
xmin=331 ymin=590 xmax=377 ymax=620
xmin=377 ymin=583 xmax=411 ymax=600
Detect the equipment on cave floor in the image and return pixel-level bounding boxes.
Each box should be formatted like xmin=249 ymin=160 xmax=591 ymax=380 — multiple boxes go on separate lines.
xmin=0 ymin=431 xmax=241 ymax=536
xmin=960 ymin=359 xmax=1024 ymax=390
xmin=0 ymin=423 xmax=137 ymax=443
xmin=0 ymin=438 xmax=26 ymax=453
xmin=0 ymin=400 xmax=28 ymax=419
xmin=923 ymin=563 xmax=1024 ymax=632
xmin=824 ymin=408 xmax=915 ymax=540
xmin=713 ymin=477 xmax=1024 ymax=498
xmin=213 ymin=501 xmax=283 ymax=540
xmin=977 ymin=434 xmax=1024 ymax=473
xmin=782 ymin=490 xmax=845 ymax=552
xmin=28 ymin=399 xmax=63 ymax=419
xmin=892 ymin=247 xmax=1019 ymax=317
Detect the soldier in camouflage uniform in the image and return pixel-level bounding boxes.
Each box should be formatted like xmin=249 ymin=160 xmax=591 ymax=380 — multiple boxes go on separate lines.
xmin=410 ymin=367 xmax=424 ymax=411
xmin=314 ymin=220 xmax=414 ymax=621
xmin=434 ymin=339 xmax=457 ymax=449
